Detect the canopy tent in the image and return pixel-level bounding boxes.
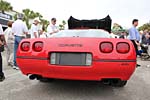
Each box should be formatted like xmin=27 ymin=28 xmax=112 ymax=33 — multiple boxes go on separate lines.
xmin=68 ymin=15 xmax=112 ymax=33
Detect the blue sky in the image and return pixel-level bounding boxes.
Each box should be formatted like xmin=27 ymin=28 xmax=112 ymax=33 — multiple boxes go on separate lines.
xmin=6 ymin=0 xmax=150 ymax=28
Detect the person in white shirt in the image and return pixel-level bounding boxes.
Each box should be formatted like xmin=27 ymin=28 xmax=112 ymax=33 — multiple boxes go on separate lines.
xmin=4 ymin=21 xmax=14 ymax=67
xmin=12 ymin=13 xmax=28 ymax=70
xmin=0 ymin=24 xmax=5 ymax=81
xmin=47 ymin=18 xmax=59 ymax=37
xmin=30 ymin=18 xmax=40 ymax=38
xmin=39 ymin=26 xmax=47 ymax=38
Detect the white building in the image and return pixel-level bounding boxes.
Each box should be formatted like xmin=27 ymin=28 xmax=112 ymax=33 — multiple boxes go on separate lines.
xmin=0 ymin=10 xmax=17 ymax=30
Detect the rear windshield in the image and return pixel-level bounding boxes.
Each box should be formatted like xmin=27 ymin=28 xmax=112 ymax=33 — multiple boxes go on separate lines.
xmin=50 ymin=29 xmax=110 ymax=38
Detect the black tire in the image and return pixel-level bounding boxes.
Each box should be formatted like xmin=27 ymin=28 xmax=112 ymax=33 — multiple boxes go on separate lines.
xmin=111 ymin=80 xmax=127 ymax=87
xmin=39 ymin=78 xmax=54 ymax=83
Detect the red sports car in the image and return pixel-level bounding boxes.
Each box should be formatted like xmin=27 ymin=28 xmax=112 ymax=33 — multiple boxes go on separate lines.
xmin=17 ymin=29 xmax=136 ymax=87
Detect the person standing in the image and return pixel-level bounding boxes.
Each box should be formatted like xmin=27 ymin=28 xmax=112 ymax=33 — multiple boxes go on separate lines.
xmin=0 ymin=24 xmax=5 ymax=82
xmin=141 ymin=30 xmax=148 ymax=44
xmin=30 ymin=18 xmax=40 ymax=38
xmin=12 ymin=13 xmax=28 ymax=70
xmin=47 ymin=18 xmax=59 ymax=37
xmin=129 ymin=19 xmax=141 ymax=67
xmin=39 ymin=26 xmax=47 ymax=38
xmin=139 ymin=30 xmax=143 ymax=43
xmin=4 ymin=21 xmax=14 ymax=67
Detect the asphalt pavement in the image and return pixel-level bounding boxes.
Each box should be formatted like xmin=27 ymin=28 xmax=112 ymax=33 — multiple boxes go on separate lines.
xmin=0 ymin=52 xmax=150 ymax=100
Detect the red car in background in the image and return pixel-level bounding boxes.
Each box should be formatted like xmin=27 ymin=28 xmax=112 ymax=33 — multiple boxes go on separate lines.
xmin=16 ymin=16 xmax=136 ymax=87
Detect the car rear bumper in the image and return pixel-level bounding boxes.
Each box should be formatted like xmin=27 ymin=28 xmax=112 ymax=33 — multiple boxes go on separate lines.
xmin=17 ymin=58 xmax=136 ymax=81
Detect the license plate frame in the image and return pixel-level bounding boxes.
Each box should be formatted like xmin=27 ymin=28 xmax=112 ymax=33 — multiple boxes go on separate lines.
xmin=50 ymin=52 xmax=92 ymax=66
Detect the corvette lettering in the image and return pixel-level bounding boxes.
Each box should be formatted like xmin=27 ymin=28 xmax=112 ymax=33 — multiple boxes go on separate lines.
xmin=58 ymin=44 xmax=83 ymax=47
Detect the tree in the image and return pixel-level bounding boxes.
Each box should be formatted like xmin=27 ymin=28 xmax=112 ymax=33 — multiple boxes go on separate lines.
xmin=22 ymin=9 xmax=31 ymax=28
xmin=0 ymin=0 xmax=13 ymax=13
xmin=112 ymin=23 xmax=125 ymax=34
xmin=40 ymin=18 xmax=49 ymax=31
xmin=112 ymin=23 xmax=123 ymax=31
xmin=35 ymin=12 xmax=43 ymax=19
xmin=59 ymin=20 xmax=66 ymax=30
xmin=22 ymin=9 xmax=43 ymax=28
xmin=138 ymin=23 xmax=150 ymax=31
xmin=13 ymin=13 xmax=17 ymax=20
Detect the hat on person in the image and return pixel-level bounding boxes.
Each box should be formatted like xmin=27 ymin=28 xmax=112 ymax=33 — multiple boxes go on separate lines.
xmin=34 ymin=18 xmax=41 ymax=23
xmin=17 ymin=13 xmax=24 ymax=19
xmin=140 ymin=30 xmax=143 ymax=33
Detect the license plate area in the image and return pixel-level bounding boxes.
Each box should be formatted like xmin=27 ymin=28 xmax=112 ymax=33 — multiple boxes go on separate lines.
xmin=50 ymin=52 xmax=92 ymax=66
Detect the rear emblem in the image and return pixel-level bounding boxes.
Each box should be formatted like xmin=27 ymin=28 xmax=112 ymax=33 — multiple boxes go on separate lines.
xmin=59 ymin=44 xmax=83 ymax=47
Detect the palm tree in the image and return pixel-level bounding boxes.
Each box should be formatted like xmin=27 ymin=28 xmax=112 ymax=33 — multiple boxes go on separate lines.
xmin=40 ymin=18 xmax=49 ymax=31
xmin=29 ymin=11 xmax=38 ymax=19
xmin=112 ymin=23 xmax=124 ymax=34
xmin=0 ymin=0 xmax=13 ymax=13
xmin=13 ymin=13 xmax=17 ymax=20
xmin=22 ymin=9 xmax=31 ymax=28
xmin=22 ymin=9 xmax=44 ymax=28
xmin=59 ymin=20 xmax=66 ymax=30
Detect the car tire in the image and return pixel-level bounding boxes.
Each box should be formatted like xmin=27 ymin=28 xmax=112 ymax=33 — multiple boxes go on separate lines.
xmin=111 ymin=80 xmax=127 ymax=87
xmin=39 ymin=78 xmax=54 ymax=83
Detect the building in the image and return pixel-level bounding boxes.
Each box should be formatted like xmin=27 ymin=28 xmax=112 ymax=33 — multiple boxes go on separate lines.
xmin=0 ymin=10 xmax=17 ymax=30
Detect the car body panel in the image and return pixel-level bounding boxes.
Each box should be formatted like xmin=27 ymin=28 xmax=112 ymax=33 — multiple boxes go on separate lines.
xmin=17 ymin=37 xmax=136 ymax=81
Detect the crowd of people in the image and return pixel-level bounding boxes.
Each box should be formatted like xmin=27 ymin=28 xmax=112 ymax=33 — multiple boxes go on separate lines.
xmin=0 ymin=13 xmax=59 ymax=82
xmin=30 ymin=17 xmax=59 ymax=39
xmin=0 ymin=14 xmax=150 ymax=82
xmin=139 ymin=30 xmax=150 ymax=55
xmin=118 ymin=20 xmax=150 ymax=60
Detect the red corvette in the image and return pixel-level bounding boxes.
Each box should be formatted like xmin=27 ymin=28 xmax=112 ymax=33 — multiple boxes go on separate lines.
xmin=17 ymin=29 xmax=136 ymax=87
xmin=17 ymin=16 xmax=136 ymax=87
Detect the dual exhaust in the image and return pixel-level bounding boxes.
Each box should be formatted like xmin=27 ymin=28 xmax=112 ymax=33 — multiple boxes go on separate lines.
xmin=28 ymin=75 xmax=121 ymax=86
xmin=101 ymin=79 xmax=120 ymax=85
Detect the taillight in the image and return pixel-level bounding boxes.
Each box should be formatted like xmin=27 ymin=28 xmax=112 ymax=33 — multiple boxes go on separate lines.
xmin=100 ymin=42 xmax=113 ymax=53
xmin=21 ymin=42 xmax=30 ymax=51
xmin=116 ymin=42 xmax=130 ymax=53
xmin=33 ymin=42 xmax=43 ymax=52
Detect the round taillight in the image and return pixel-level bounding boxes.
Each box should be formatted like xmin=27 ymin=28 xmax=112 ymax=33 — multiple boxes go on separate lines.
xmin=100 ymin=42 xmax=113 ymax=53
xmin=116 ymin=42 xmax=130 ymax=53
xmin=21 ymin=42 xmax=30 ymax=51
xmin=33 ymin=42 xmax=43 ymax=52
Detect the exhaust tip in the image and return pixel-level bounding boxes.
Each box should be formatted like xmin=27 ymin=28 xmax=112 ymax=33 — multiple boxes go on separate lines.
xmin=29 ymin=74 xmax=42 ymax=80
xmin=29 ymin=75 xmax=36 ymax=80
xmin=102 ymin=79 xmax=110 ymax=85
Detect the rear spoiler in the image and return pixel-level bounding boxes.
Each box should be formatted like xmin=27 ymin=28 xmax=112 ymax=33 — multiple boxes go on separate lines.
xmin=68 ymin=15 xmax=112 ymax=33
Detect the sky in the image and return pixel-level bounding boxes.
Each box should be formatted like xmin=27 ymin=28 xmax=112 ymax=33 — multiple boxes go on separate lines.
xmin=6 ymin=0 xmax=150 ymax=28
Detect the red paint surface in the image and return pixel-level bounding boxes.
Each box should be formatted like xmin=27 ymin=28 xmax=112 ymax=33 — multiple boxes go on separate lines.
xmin=17 ymin=37 xmax=136 ymax=81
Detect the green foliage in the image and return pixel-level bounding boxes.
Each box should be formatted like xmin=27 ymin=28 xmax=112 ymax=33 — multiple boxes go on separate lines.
xmin=22 ymin=9 xmax=43 ymax=29
xmin=40 ymin=18 xmax=49 ymax=31
xmin=59 ymin=20 xmax=66 ymax=30
xmin=13 ymin=13 xmax=17 ymax=20
xmin=112 ymin=23 xmax=125 ymax=34
xmin=138 ymin=23 xmax=150 ymax=31
xmin=0 ymin=1 xmax=64 ymax=31
xmin=0 ymin=0 xmax=13 ymax=13
xmin=112 ymin=23 xmax=123 ymax=31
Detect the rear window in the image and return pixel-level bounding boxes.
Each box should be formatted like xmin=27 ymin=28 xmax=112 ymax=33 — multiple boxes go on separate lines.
xmin=50 ymin=29 xmax=110 ymax=38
